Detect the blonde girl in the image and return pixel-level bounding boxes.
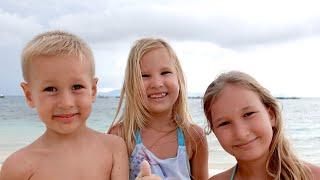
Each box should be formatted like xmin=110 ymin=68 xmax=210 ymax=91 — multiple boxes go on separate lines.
xmin=109 ymin=38 xmax=208 ymax=180
xmin=203 ymin=71 xmax=320 ymax=180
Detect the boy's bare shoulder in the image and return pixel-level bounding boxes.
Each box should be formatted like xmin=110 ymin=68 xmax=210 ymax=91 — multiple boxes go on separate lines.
xmin=92 ymin=129 xmax=126 ymax=152
xmin=209 ymin=168 xmax=233 ymax=180
xmin=0 ymin=146 xmax=35 ymax=179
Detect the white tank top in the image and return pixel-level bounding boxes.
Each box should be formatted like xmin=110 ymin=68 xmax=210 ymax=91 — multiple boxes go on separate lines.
xmin=129 ymin=128 xmax=191 ymax=180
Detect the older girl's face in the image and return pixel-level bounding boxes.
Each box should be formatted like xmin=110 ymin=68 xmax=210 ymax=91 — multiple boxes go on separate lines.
xmin=210 ymin=84 xmax=275 ymax=163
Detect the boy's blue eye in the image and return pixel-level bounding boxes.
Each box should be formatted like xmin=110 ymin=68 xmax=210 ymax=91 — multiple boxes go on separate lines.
xmin=72 ymin=84 xmax=84 ymax=90
xmin=43 ymin=87 xmax=57 ymax=92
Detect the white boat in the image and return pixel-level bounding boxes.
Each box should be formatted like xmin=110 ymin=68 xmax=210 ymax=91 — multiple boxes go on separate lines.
xmin=0 ymin=94 xmax=4 ymax=98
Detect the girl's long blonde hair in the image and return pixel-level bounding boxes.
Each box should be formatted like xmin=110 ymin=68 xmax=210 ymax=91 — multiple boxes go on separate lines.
xmin=203 ymin=71 xmax=311 ymax=180
xmin=108 ymin=37 xmax=191 ymax=153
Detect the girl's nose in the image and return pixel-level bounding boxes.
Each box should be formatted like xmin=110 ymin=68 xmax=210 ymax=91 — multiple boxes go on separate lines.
xmin=150 ymin=76 xmax=164 ymax=88
xmin=233 ymin=122 xmax=250 ymax=140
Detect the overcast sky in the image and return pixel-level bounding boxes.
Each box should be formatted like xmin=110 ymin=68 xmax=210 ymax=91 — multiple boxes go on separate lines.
xmin=1 ymin=0 xmax=320 ymax=97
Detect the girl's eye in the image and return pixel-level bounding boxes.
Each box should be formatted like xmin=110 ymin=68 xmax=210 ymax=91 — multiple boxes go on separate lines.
xmin=142 ymin=74 xmax=150 ymax=78
xmin=72 ymin=84 xmax=84 ymax=90
xmin=161 ymin=71 xmax=172 ymax=75
xmin=218 ymin=121 xmax=230 ymax=127
xmin=43 ymin=87 xmax=57 ymax=92
xmin=244 ymin=111 xmax=256 ymax=117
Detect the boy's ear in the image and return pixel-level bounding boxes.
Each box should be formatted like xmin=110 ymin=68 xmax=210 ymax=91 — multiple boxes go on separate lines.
xmin=91 ymin=78 xmax=98 ymax=102
xmin=21 ymin=82 xmax=35 ymax=108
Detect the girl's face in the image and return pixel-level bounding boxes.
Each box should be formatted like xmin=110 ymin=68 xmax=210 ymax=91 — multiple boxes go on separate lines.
xmin=210 ymin=84 xmax=275 ymax=163
xmin=140 ymin=47 xmax=180 ymax=116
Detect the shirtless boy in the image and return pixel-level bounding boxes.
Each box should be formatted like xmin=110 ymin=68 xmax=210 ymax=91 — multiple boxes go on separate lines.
xmin=0 ymin=30 xmax=128 ymax=180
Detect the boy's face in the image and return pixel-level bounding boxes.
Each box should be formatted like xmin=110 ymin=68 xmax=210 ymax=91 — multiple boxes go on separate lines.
xmin=21 ymin=55 xmax=97 ymax=135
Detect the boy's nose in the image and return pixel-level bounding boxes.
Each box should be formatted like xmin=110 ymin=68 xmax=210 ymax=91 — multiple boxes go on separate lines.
xmin=58 ymin=91 xmax=75 ymax=109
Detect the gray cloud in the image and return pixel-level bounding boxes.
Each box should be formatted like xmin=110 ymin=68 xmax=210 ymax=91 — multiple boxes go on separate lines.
xmin=47 ymin=7 xmax=320 ymax=49
xmin=1 ymin=0 xmax=320 ymax=95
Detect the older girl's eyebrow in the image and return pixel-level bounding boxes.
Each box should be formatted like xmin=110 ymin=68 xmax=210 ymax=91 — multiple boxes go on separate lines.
xmin=212 ymin=115 xmax=226 ymax=124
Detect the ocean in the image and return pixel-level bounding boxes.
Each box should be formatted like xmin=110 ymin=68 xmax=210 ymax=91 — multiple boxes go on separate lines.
xmin=0 ymin=96 xmax=319 ymax=171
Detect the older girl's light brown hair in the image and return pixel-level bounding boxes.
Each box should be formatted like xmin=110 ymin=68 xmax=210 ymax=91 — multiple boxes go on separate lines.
xmin=109 ymin=37 xmax=191 ymax=153
xmin=203 ymin=71 xmax=311 ymax=180
xmin=21 ymin=30 xmax=95 ymax=81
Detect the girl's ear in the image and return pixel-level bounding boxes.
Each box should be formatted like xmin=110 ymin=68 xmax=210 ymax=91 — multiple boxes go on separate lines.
xmin=91 ymin=78 xmax=98 ymax=102
xmin=268 ymin=107 xmax=276 ymax=127
xmin=21 ymin=82 xmax=35 ymax=108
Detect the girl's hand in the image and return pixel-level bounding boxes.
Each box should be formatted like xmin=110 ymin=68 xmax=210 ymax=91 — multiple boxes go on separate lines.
xmin=135 ymin=160 xmax=162 ymax=180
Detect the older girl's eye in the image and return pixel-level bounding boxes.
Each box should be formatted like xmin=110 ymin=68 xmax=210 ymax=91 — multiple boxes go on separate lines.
xmin=72 ymin=84 xmax=84 ymax=90
xmin=43 ymin=87 xmax=57 ymax=92
xmin=218 ymin=121 xmax=230 ymax=127
xmin=244 ymin=111 xmax=256 ymax=117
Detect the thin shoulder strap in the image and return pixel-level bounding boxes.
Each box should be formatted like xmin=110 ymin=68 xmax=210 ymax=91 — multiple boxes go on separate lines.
xmin=134 ymin=130 xmax=142 ymax=144
xmin=177 ymin=127 xmax=185 ymax=146
xmin=230 ymin=164 xmax=237 ymax=180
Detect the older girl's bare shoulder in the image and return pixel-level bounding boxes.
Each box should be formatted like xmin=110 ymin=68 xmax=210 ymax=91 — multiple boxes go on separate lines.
xmin=209 ymin=168 xmax=233 ymax=180
xmin=306 ymin=163 xmax=320 ymax=179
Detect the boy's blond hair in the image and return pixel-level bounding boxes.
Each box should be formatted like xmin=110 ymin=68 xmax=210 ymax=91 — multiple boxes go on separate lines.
xmin=21 ymin=30 xmax=95 ymax=81
xmin=203 ymin=71 xmax=311 ymax=180
xmin=109 ymin=37 xmax=192 ymax=153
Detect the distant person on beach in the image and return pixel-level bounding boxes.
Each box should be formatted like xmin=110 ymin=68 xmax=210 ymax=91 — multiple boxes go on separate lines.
xmin=108 ymin=37 xmax=208 ymax=180
xmin=203 ymin=71 xmax=320 ymax=180
xmin=0 ymin=31 xmax=128 ymax=180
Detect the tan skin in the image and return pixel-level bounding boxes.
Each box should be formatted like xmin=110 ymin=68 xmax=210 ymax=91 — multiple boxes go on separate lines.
xmin=110 ymin=47 xmax=208 ymax=179
xmin=0 ymin=55 xmax=129 ymax=180
xmin=209 ymin=84 xmax=320 ymax=180
xmin=109 ymin=122 xmax=208 ymax=180
xmin=0 ymin=128 xmax=129 ymax=180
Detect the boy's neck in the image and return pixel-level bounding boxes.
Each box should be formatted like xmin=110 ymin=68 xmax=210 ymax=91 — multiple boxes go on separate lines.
xmin=41 ymin=124 xmax=90 ymax=146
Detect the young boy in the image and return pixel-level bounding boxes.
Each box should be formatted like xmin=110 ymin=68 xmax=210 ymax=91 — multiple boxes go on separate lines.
xmin=0 ymin=31 xmax=129 ymax=180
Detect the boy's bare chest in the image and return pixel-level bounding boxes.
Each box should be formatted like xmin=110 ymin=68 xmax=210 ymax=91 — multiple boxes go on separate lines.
xmin=29 ymin=149 xmax=112 ymax=180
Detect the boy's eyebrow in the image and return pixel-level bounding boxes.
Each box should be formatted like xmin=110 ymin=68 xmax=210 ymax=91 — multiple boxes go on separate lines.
xmin=241 ymin=105 xmax=256 ymax=111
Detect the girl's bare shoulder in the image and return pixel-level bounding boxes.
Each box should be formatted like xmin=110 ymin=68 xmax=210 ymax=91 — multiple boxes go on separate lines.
xmin=188 ymin=124 xmax=206 ymax=140
xmin=108 ymin=122 xmax=123 ymax=136
xmin=306 ymin=163 xmax=320 ymax=179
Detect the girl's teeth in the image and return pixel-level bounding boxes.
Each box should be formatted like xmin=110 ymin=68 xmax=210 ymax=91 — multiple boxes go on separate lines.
xmin=150 ymin=93 xmax=166 ymax=98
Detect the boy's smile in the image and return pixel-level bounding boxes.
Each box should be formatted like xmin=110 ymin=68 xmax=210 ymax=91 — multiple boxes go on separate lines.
xmin=21 ymin=55 xmax=97 ymax=135
xmin=53 ymin=112 xmax=80 ymax=124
